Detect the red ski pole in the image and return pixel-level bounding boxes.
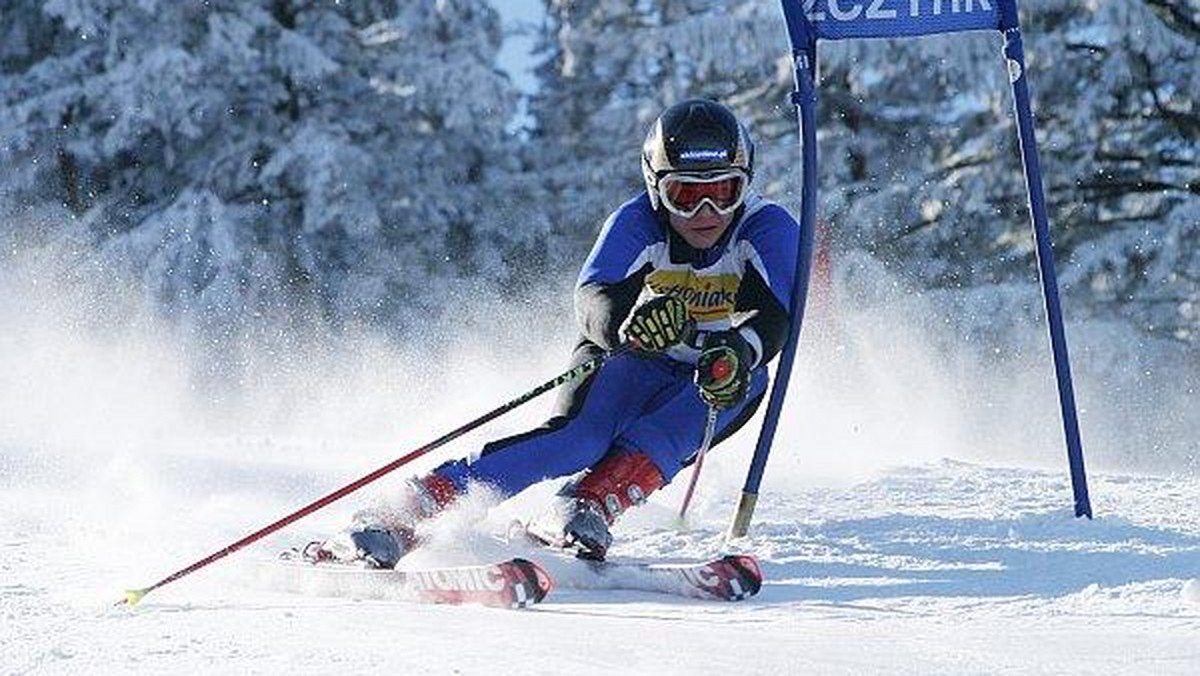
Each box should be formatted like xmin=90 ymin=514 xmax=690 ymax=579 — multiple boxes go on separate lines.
xmin=118 ymin=346 xmax=627 ymax=607
xmin=678 ymin=405 xmax=719 ymax=521
xmin=679 ymin=354 xmax=734 ymax=521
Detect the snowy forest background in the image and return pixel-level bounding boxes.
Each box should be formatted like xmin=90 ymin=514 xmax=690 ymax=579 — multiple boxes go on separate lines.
xmin=1 ymin=1 xmax=1197 ymax=470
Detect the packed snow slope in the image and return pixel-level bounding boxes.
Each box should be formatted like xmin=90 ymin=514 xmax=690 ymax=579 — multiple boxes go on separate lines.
xmin=3 ymin=253 xmax=1200 ymax=675
xmin=6 ymin=456 xmax=1200 ymax=674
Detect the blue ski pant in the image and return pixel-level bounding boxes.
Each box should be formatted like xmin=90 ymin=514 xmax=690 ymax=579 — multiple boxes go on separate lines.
xmin=434 ymin=352 xmax=768 ymax=497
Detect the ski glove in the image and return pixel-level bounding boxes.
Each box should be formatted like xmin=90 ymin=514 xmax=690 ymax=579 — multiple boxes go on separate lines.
xmin=695 ymin=330 xmax=756 ymax=410
xmin=621 ymin=296 xmax=691 ymax=353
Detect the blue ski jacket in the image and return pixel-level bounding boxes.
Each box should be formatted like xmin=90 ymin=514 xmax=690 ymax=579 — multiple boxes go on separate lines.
xmin=573 ymin=191 xmax=801 ymax=370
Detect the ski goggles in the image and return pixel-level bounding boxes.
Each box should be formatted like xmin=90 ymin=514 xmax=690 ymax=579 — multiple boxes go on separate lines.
xmin=657 ymin=170 xmax=749 ymax=218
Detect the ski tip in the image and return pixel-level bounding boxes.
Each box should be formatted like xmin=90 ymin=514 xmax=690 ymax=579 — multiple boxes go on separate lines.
xmin=118 ymin=588 xmax=149 ymax=607
xmin=511 ymin=557 xmax=555 ymax=604
xmin=721 ymin=554 xmax=764 ymax=599
xmin=723 ymin=553 xmax=761 ymax=574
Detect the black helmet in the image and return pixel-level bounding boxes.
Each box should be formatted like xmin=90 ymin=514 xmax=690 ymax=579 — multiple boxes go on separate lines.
xmin=641 ymin=99 xmax=755 ymax=212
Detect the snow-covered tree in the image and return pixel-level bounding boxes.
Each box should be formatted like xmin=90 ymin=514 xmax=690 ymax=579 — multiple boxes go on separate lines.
xmin=0 ymin=0 xmax=537 ymax=342
xmin=1031 ymin=0 xmax=1199 ymax=342
xmin=780 ymin=1 xmax=1199 ymax=343
xmin=2 ymin=0 xmax=1196 ymax=350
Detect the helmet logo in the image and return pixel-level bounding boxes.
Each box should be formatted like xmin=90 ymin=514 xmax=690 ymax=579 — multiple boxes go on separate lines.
xmin=679 ymin=148 xmax=729 ymax=162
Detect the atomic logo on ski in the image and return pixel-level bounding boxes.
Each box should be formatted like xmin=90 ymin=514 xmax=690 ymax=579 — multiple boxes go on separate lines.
xmin=403 ymin=558 xmax=553 ymax=609
xmin=266 ymin=553 xmax=553 ymax=609
xmin=646 ymin=554 xmax=763 ymax=601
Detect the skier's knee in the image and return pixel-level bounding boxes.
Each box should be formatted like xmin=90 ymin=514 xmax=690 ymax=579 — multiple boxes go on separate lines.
xmin=574 ymin=451 xmax=666 ymax=523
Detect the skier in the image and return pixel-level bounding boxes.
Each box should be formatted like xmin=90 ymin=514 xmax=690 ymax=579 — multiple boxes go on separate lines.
xmin=309 ymin=99 xmax=800 ymax=567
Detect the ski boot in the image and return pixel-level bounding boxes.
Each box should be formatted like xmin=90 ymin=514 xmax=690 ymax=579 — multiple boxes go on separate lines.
xmin=305 ymin=473 xmax=459 ymax=569
xmin=531 ymin=451 xmax=665 ymax=560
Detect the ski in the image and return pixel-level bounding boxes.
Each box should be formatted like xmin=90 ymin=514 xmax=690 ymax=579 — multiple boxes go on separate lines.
xmin=551 ymin=553 xmax=763 ymax=602
xmin=510 ymin=521 xmax=763 ymax=601
xmin=264 ymin=552 xmax=554 ymax=609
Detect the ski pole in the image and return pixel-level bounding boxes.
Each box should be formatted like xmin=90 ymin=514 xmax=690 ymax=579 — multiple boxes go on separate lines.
xmin=118 ymin=344 xmax=629 ymax=607
xmin=678 ymin=405 xmax=719 ymax=521
xmin=679 ymin=352 xmax=737 ymax=522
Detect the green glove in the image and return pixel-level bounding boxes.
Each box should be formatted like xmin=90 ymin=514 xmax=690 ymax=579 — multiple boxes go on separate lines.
xmin=622 ymin=296 xmax=691 ymax=352
xmin=695 ymin=330 xmax=755 ymax=409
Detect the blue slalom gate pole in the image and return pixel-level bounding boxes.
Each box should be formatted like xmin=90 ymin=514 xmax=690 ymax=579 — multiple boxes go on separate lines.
xmin=731 ymin=0 xmax=1092 ymax=537
xmin=729 ymin=9 xmax=818 ymax=538
xmin=999 ymin=0 xmax=1092 ymax=518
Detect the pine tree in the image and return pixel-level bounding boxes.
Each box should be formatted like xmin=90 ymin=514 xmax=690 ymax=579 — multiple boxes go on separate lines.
xmin=0 ymin=0 xmax=531 ymax=340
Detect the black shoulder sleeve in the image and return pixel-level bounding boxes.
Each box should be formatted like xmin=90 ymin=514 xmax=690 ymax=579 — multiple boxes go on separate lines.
xmin=574 ymin=263 xmax=652 ymax=351
xmin=736 ymin=264 xmax=790 ymax=365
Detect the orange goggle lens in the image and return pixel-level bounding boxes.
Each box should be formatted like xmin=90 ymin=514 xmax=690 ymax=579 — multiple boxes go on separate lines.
xmin=658 ymin=172 xmax=747 ymax=216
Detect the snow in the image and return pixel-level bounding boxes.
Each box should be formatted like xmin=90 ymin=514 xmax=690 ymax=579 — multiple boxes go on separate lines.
xmin=5 ymin=455 xmax=1200 ymax=674
xmin=2 ymin=3 xmax=1196 ymax=671
xmin=4 ymin=256 xmax=1200 ymax=674
xmin=1183 ymin=579 xmax=1200 ymax=605
xmin=7 ymin=203 xmax=1200 ymax=675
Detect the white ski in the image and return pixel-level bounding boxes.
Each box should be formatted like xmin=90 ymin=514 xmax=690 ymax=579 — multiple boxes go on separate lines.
xmin=261 ymin=552 xmax=553 ymax=609
xmin=540 ymin=553 xmax=763 ymax=602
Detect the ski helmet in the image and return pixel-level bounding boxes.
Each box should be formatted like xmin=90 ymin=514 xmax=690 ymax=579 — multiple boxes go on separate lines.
xmin=641 ymin=99 xmax=754 ymax=212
